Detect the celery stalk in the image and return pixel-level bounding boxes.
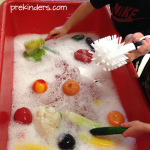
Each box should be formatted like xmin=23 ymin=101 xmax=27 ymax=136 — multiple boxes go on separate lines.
xmin=64 ymin=110 xmax=102 ymax=128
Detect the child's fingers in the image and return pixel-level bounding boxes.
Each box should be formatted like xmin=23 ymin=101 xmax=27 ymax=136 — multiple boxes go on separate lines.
xmin=47 ymin=30 xmax=60 ymax=39
xmin=131 ymin=32 xmax=144 ymax=42
xmin=134 ymin=38 xmax=150 ymax=56
xmin=125 ymin=52 xmax=138 ymax=63
xmin=121 ymin=122 xmax=130 ymax=128
xmin=54 ymin=34 xmax=62 ymax=39
xmin=122 ymin=130 xmax=129 ymax=138
xmin=121 ymin=123 xmax=133 ymax=138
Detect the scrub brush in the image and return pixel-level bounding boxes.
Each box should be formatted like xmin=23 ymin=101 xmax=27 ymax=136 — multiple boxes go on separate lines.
xmin=91 ymin=35 xmax=150 ymax=71
xmin=24 ymin=34 xmax=57 ymax=55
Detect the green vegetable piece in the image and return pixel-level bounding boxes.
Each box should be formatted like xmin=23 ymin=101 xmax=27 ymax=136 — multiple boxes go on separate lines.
xmin=90 ymin=126 xmax=128 ymax=136
xmin=64 ymin=110 xmax=102 ymax=128
xmin=25 ymin=38 xmax=45 ymax=55
xmin=23 ymin=49 xmax=46 ymax=62
xmin=59 ymin=112 xmax=62 ymax=119
xmin=72 ymin=35 xmax=85 ymax=41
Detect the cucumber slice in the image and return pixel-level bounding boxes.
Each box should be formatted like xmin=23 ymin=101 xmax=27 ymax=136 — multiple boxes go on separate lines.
xmin=90 ymin=126 xmax=128 ymax=135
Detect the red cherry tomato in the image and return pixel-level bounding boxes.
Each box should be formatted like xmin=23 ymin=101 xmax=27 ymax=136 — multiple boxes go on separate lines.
xmin=63 ymin=80 xmax=80 ymax=96
xmin=107 ymin=111 xmax=125 ymax=126
xmin=14 ymin=107 xmax=32 ymax=124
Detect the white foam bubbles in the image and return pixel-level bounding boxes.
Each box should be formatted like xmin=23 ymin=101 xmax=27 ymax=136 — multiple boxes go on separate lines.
xmin=7 ymin=33 xmax=136 ymax=150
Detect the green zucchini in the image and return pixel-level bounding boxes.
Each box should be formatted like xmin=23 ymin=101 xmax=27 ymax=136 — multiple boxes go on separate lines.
xmin=90 ymin=126 xmax=128 ymax=136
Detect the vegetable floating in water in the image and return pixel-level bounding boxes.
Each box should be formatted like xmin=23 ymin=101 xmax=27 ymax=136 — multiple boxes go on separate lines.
xmin=90 ymin=137 xmax=112 ymax=148
xmin=25 ymin=39 xmax=45 ymax=55
xmin=32 ymin=79 xmax=48 ymax=94
xmin=58 ymin=133 xmax=75 ymax=150
xmin=14 ymin=107 xmax=32 ymax=124
xmin=72 ymin=35 xmax=85 ymax=41
xmin=15 ymin=143 xmax=53 ymax=150
xmin=64 ymin=110 xmax=102 ymax=128
xmin=107 ymin=111 xmax=125 ymax=126
xmin=34 ymin=106 xmax=62 ymax=136
xmin=86 ymin=37 xmax=95 ymax=52
xmin=24 ymin=34 xmax=57 ymax=55
xmin=78 ymin=132 xmax=113 ymax=147
xmin=63 ymin=80 xmax=80 ymax=96
xmin=90 ymin=126 xmax=128 ymax=136
xmin=23 ymin=49 xmax=46 ymax=62
xmin=74 ymin=49 xmax=93 ymax=63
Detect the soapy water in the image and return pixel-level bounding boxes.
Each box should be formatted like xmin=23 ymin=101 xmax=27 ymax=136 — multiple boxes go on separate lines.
xmin=7 ymin=33 xmax=136 ymax=150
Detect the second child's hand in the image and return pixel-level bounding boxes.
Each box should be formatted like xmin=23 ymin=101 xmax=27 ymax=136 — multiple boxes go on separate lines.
xmin=47 ymin=1 xmax=96 ymax=40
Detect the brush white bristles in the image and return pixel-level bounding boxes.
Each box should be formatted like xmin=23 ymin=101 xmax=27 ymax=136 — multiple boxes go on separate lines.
xmin=91 ymin=35 xmax=128 ymax=71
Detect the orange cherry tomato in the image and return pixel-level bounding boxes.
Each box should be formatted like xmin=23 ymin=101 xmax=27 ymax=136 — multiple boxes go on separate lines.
xmin=107 ymin=111 xmax=125 ymax=126
xmin=32 ymin=79 xmax=48 ymax=94
xmin=63 ymin=80 xmax=80 ymax=96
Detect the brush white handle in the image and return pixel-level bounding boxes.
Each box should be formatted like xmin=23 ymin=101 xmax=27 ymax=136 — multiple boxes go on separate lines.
xmin=120 ymin=35 xmax=150 ymax=54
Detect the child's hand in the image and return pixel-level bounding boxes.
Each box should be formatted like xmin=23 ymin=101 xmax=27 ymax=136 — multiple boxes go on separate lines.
xmin=121 ymin=121 xmax=146 ymax=138
xmin=124 ymin=32 xmax=150 ymax=63
xmin=47 ymin=25 xmax=68 ymax=39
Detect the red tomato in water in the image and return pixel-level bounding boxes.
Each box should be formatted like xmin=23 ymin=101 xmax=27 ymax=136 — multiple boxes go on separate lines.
xmin=14 ymin=107 xmax=32 ymax=124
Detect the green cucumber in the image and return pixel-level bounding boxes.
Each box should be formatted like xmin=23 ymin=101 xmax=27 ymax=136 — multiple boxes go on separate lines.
xmin=90 ymin=126 xmax=128 ymax=136
xmin=72 ymin=35 xmax=85 ymax=41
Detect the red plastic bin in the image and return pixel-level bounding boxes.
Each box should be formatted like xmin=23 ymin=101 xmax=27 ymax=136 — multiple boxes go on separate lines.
xmin=0 ymin=0 xmax=150 ymax=150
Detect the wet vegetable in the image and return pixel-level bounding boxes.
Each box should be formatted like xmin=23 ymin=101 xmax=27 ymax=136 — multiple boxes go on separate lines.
xmin=64 ymin=110 xmax=102 ymax=128
xmin=32 ymin=79 xmax=48 ymax=94
xmin=86 ymin=37 xmax=95 ymax=52
xmin=14 ymin=107 xmax=32 ymax=124
xmin=72 ymin=35 xmax=84 ymax=41
xmin=78 ymin=133 xmax=113 ymax=148
xmin=74 ymin=49 xmax=93 ymax=63
xmin=34 ymin=106 xmax=61 ymax=136
xmin=15 ymin=143 xmax=53 ymax=150
xmin=24 ymin=38 xmax=45 ymax=55
xmin=90 ymin=137 xmax=112 ymax=148
xmin=63 ymin=80 xmax=80 ymax=96
xmin=58 ymin=133 xmax=75 ymax=150
xmin=107 ymin=111 xmax=125 ymax=126
xmin=23 ymin=49 xmax=46 ymax=62
xmin=90 ymin=126 xmax=128 ymax=136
